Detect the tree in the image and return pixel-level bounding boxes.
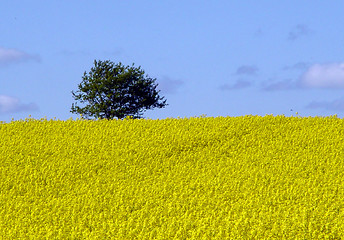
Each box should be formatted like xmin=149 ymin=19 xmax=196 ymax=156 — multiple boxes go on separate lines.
xmin=71 ymin=60 xmax=168 ymax=120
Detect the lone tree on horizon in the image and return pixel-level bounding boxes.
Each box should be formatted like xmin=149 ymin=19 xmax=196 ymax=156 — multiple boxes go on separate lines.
xmin=71 ymin=60 xmax=168 ymax=120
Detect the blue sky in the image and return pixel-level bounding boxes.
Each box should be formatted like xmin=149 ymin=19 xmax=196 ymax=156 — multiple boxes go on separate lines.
xmin=1 ymin=1 xmax=344 ymax=122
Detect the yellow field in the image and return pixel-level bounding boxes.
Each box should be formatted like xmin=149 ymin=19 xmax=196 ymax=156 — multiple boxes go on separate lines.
xmin=0 ymin=114 xmax=343 ymax=239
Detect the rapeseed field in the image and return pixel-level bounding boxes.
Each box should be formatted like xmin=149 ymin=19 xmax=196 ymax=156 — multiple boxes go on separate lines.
xmin=0 ymin=114 xmax=343 ymax=239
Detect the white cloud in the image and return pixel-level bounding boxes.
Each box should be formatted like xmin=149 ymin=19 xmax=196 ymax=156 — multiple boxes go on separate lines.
xmin=0 ymin=47 xmax=40 ymax=65
xmin=261 ymin=62 xmax=344 ymax=91
xmin=261 ymin=79 xmax=298 ymax=91
xmin=306 ymin=98 xmax=344 ymax=112
xmin=300 ymin=63 xmax=344 ymax=88
xmin=156 ymin=76 xmax=184 ymax=94
xmin=283 ymin=62 xmax=310 ymax=71
xmin=235 ymin=65 xmax=258 ymax=75
xmin=254 ymin=28 xmax=264 ymax=37
xmin=0 ymin=95 xmax=38 ymax=114
xmin=219 ymin=79 xmax=251 ymax=90
xmin=288 ymin=24 xmax=313 ymax=41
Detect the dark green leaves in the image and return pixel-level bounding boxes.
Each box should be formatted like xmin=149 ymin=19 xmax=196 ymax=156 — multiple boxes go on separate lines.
xmin=71 ymin=60 xmax=168 ymax=120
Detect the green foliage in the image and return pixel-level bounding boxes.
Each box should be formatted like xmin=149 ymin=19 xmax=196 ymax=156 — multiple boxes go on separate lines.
xmin=71 ymin=60 xmax=168 ymax=120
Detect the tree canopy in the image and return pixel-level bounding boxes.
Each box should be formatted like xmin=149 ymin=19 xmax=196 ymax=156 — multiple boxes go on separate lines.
xmin=71 ymin=60 xmax=168 ymax=120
